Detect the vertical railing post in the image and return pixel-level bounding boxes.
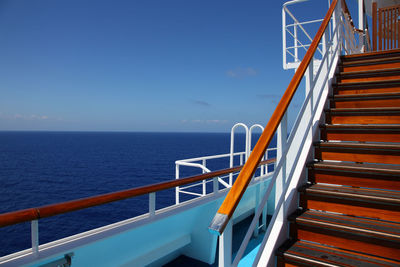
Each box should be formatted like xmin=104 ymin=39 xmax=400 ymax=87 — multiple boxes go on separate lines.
xmin=202 ymin=159 xmax=207 ymax=196
xmin=262 ymin=179 xmax=268 ymax=231
xmin=276 ymin=112 xmax=287 ymax=223
xmin=149 ymin=192 xmax=156 ymax=217
xmin=213 ymin=177 xmax=219 ymax=194
xmin=372 ymin=2 xmax=377 ymax=51
xmin=358 ymin=0 xmax=365 ymax=51
xmin=253 ymin=183 xmax=260 ymax=237
xmin=337 ymin=0 xmax=344 ymax=54
xmin=175 ymin=164 xmax=180 ymax=204
xmin=261 ymin=154 xmax=265 ymax=176
xmin=332 ymin=3 xmax=338 ymax=53
xmin=31 ymin=220 xmax=39 ymax=257
xmin=294 ymin=22 xmax=298 ymax=62
xmin=282 ymin=6 xmax=287 ymax=69
xmin=219 ymin=220 xmax=232 ymax=267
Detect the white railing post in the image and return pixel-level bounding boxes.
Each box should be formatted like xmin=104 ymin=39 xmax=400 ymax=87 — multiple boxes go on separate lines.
xmin=294 ymin=22 xmax=298 ymax=62
xmin=276 ymin=112 xmax=288 ymax=223
xmin=306 ymin=57 xmax=314 ymax=105
xmin=336 ymin=0 xmax=343 ymax=54
xmin=262 ymin=179 xmax=268 ymax=231
xmin=332 ymin=3 xmax=338 ymax=52
xmin=202 ymin=159 xmax=207 ymax=196
xmin=230 ymin=123 xmax=249 ymax=186
xmin=283 ymin=6 xmax=287 ymax=69
xmin=358 ymin=0 xmax=365 ymax=51
xmin=253 ymin=183 xmax=261 ymax=237
xmin=213 ymin=177 xmax=219 ymax=194
xmin=175 ymin=164 xmax=180 ymax=204
xmin=149 ymin=192 xmax=156 ymax=217
xmin=219 ymin=220 xmax=232 ymax=267
xmin=31 ymin=220 xmax=39 ymax=257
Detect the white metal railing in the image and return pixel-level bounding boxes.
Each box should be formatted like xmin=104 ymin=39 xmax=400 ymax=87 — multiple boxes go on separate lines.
xmin=283 ymin=0 xmax=326 ymax=70
xmin=222 ymin=1 xmax=361 ymax=266
xmin=175 ymin=123 xmax=277 ymax=204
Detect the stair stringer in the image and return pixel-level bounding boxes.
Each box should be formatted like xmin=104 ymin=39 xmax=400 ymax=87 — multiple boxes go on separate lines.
xmin=252 ymin=55 xmax=339 ymax=267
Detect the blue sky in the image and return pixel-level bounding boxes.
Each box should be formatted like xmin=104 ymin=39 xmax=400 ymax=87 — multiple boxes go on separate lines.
xmin=0 ymin=0 xmax=357 ymax=132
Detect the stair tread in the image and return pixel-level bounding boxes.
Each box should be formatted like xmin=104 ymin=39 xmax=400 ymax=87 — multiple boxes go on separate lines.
xmin=330 ymin=107 xmax=400 ymax=111
xmin=321 ymin=124 xmax=400 ymax=129
xmin=339 ymin=67 xmax=400 ymax=77
xmin=328 ymin=107 xmax=400 ymax=116
xmin=335 ymin=78 xmax=400 ymax=87
xmin=280 ymin=240 xmax=400 ymax=266
xmin=304 ymin=184 xmax=400 ymax=204
xmin=317 ymin=141 xmax=400 ymax=150
xmin=341 ymin=49 xmax=400 ymax=60
xmin=294 ymin=210 xmax=400 ymax=240
xmin=310 ymin=161 xmax=400 ymax=174
xmin=341 ymin=55 xmax=400 ymax=66
xmin=332 ymin=92 xmax=400 ymax=100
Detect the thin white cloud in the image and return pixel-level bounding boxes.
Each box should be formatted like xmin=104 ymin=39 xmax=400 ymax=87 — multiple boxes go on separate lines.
xmin=226 ymin=67 xmax=258 ymax=78
xmin=0 ymin=113 xmax=54 ymax=121
xmin=192 ymin=100 xmax=211 ymax=107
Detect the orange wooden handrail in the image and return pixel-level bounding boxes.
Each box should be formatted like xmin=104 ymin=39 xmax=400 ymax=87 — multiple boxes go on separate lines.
xmin=0 ymin=159 xmax=275 ymax=228
xmin=209 ymin=0 xmax=339 ymax=235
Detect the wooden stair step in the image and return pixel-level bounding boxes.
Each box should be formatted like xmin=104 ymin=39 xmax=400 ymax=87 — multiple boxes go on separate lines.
xmin=277 ymin=240 xmax=400 ymax=267
xmin=289 ymin=209 xmax=400 ymax=260
xmin=314 ymin=141 xmax=400 ymax=164
xmin=334 ymin=79 xmax=400 ymax=95
xmin=340 ymin=55 xmax=400 ymax=72
xmin=326 ymin=107 xmax=400 ymax=124
xmin=320 ymin=124 xmax=400 ymax=142
xmin=341 ymin=49 xmax=400 ymax=62
xmin=300 ymin=184 xmax=400 ymax=221
xmin=337 ymin=68 xmax=400 ymax=83
xmin=329 ymin=92 xmax=400 ymax=108
xmin=308 ymin=161 xmax=400 ymax=189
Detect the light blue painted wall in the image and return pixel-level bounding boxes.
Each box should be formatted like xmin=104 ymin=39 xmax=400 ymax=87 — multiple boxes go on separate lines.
xmin=26 ymin=177 xmax=274 ymax=267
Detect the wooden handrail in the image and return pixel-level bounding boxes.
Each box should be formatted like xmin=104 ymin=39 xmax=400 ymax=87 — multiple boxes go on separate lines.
xmin=209 ymin=0 xmax=339 ymax=235
xmin=0 ymin=159 xmax=275 ymax=228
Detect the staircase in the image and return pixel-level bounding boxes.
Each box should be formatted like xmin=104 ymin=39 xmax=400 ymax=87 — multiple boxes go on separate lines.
xmin=277 ymin=50 xmax=400 ymax=266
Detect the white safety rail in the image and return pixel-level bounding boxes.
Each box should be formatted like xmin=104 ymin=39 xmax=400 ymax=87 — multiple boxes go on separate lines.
xmin=283 ymin=0 xmax=326 ymax=70
xmin=175 ymin=123 xmax=277 ymax=204
xmin=218 ymin=0 xmax=369 ymax=266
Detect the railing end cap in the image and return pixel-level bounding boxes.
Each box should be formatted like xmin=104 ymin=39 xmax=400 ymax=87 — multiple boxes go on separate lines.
xmin=208 ymin=212 xmax=229 ymax=236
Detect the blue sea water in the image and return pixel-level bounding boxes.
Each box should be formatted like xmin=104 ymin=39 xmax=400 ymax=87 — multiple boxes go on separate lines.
xmin=0 ymin=131 xmax=275 ymax=257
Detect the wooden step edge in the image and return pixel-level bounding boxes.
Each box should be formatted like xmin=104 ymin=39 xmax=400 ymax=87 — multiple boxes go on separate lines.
xmin=315 ymin=141 xmax=400 ymax=150
xmin=302 ymin=185 xmax=400 ymax=204
xmin=308 ymin=161 xmax=400 ymax=175
xmin=340 ymin=55 xmax=400 ymax=67
xmin=331 ymin=92 xmax=400 ymax=100
xmin=326 ymin=107 xmax=400 ymax=114
xmin=339 ymin=67 xmax=400 ymax=77
xmin=295 ymin=211 xmax=400 ymax=242
xmin=320 ymin=124 xmax=400 ymax=129
xmin=341 ymin=49 xmax=400 ymax=60
xmin=278 ymin=240 xmax=400 ymax=267
xmin=333 ymin=78 xmax=400 ymax=87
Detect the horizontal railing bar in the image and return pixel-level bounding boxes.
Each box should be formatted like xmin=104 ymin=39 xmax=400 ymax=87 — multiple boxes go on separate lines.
xmin=176 ymin=190 xmax=203 ymax=197
xmin=0 ymin=158 xmax=275 ymax=228
xmin=176 ymin=151 xmax=246 ymax=163
xmin=177 ymin=147 xmax=276 ymax=163
xmin=286 ymin=18 xmax=324 ymax=27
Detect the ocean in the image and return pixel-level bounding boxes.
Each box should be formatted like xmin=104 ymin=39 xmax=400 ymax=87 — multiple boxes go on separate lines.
xmin=0 ymin=131 xmax=275 ymax=257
